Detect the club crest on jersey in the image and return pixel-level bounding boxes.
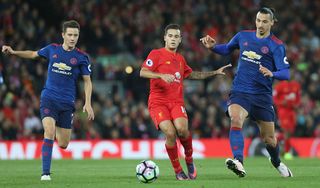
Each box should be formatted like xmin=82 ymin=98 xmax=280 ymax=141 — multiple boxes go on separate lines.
xmin=173 ymin=72 xmax=181 ymax=83
xmin=44 ymin=108 xmax=50 ymax=114
xmin=165 ymin=61 xmax=171 ymax=64
xmin=70 ymin=58 xmax=78 ymax=65
xmin=261 ymin=46 xmax=269 ymax=54
xmin=175 ymin=72 xmax=181 ymax=79
xmin=243 ymin=41 xmax=248 ymax=46
xmin=52 ymin=54 xmax=58 ymax=58
xmin=146 ymin=59 xmax=153 ymax=67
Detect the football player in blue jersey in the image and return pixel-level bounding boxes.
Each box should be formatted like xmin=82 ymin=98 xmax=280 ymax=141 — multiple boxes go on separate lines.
xmin=2 ymin=20 xmax=94 ymax=181
xmin=200 ymin=7 xmax=293 ymax=178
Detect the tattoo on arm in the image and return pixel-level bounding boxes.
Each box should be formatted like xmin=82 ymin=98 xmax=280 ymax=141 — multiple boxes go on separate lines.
xmin=188 ymin=71 xmax=216 ymax=79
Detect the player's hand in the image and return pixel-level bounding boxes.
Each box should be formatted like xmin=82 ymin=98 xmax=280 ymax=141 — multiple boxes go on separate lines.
xmin=83 ymin=104 xmax=95 ymax=120
xmin=215 ymin=64 xmax=232 ymax=75
xmin=259 ymin=64 xmax=273 ymax=77
xmin=200 ymin=35 xmax=216 ymax=49
xmin=160 ymin=74 xmax=175 ymax=83
xmin=2 ymin=45 xmax=15 ymax=55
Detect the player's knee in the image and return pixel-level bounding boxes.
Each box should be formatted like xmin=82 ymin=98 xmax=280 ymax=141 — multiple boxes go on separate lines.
xmin=165 ymin=131 xmax=176 ymax=142
xmin=44 ymin=130 xmax=55 ymax=139
xmin=176 ymin=128 xmax=188 ymax=138
xmin=230 ymin=115 xmax=243 ymax=127
xmin=262 ymin=135 xmax=276 ymax=147
xmin=58 ymin=141 xmax=69 ymax=149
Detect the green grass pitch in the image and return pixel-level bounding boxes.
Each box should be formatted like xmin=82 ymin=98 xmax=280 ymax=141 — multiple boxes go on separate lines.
xmin=0 ymin=158 xmax=319 ymax=188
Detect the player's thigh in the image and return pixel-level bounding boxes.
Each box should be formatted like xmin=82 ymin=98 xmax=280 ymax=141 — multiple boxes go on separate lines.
xmin=173 ymin=117 xmax=189 ymax=137
xmin=56 ymin=108 xmax=74 ymax=129
xmin=228 ymin=104 xmax=248 ymax=128
xmin=158 ymin=120 xmax=177 ymax=140
xmin=227 ymin=92 xmax=250 ymax=126
xmin=170 ymin=104 xmax=189 ymax=134
xmin=256 ymin=120 xmax=277 ymax=146
xmin=40 ymin=98 xmax=58 ymax=138
xmin=278 ymin=110 xmax=296 ymax=134
xmin=251 ymin=94 xmax=274 ymax=122
xmin=56 ymin=109 xmax=74 ymax=148
xmin=55 ymin=126 xmax=72 ymax=148
xmin=42 ymin=117 xmax=56 ymax=139
xmin=148 ymin=105 xmax=171 ymax=130
xmin=279 ymin=116 xmax=295 ymax=134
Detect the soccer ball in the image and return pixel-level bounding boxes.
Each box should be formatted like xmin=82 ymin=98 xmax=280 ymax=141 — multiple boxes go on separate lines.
xmin=136 ymin=160 xmax=159 ymax=183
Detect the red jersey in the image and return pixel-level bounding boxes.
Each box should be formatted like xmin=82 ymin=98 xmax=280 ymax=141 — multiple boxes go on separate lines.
xmin=273 ymin=80 xmax=301 ymax=110
xmin=142 ymin=48 xmax=192 ymax=106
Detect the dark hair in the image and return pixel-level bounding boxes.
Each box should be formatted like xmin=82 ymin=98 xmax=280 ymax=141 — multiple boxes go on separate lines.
xmin=62 ymin=20 xmax=80 ymax=33
xmin=164 ymin=24 xmax=181 ymax=35
xmin=259 ymin=7 xmax=278 ymax=22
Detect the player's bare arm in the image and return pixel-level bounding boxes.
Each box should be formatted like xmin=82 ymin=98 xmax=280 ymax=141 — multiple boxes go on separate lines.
xmin=200 ymin=35 xmax=216 ymax=49
xmin=259 ymin=64 xmax=273 ymax=77
xmin=2 ymin=45 xmax=39 ymax=59
xmin=140 ymin=67 xmax=175 ymax=83
xmin=188 ymin=64 xmax=232 ymax=79
xmin=82 ymin=75 xmax=94 ymax=120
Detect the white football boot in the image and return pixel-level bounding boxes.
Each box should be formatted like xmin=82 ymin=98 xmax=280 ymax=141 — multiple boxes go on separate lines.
xmin=269 ymin=158 xmax=293 ymax=177
xmin=40 ymin=174 xmax=51 ymax=181
xmin=225 ymin=158 xmax=246 ymax=177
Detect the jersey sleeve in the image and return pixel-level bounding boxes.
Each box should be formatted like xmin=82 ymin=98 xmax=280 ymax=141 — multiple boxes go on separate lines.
xmin=37 ymin=44 xmax=52 ymax=59
xmin=142 ymin=50 xmax=160 ymax=71
xmin=226 ymin=32 xmax=240 ymax=50
xmin=212 ymin=32 xmax=240 ymax=55
xmin=182 ymin=57 xmax=192 ymax=78
xmin=80 ymin=55 xmax=91 ymax=75
xmin=273 ymin=45 xmax=290 ymax=70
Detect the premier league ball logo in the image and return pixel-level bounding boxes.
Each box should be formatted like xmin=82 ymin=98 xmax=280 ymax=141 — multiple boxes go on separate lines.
xmin=146 ymin=59 xmax=153 ymax=67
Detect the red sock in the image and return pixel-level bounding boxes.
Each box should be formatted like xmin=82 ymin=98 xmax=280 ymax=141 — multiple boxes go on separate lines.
xmin=284 ymin=138 xmax=290 ymax=153
xmin=165 ymin=144 xmax=182 ymax=174
xmin=179 ymin=133 xmax=193 ymax=164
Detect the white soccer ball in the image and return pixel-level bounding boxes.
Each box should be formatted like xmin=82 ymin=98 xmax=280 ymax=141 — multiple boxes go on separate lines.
xmin=136 ymin=160 xmax=160 ymax=183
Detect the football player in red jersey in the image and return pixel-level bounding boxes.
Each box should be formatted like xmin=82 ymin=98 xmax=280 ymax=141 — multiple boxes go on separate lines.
xmin=140 ymin=24 xmax=231 ymax=180
xmin=273 ymin=79 xmax=301 ymax=159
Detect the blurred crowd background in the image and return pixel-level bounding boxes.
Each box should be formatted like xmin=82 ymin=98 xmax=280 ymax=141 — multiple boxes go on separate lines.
xmin=0 ymin=0 xmax=319 ymax=141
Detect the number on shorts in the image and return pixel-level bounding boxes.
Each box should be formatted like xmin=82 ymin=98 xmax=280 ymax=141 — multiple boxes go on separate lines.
xmin=181 ymin=106 xmax=186 ymax=113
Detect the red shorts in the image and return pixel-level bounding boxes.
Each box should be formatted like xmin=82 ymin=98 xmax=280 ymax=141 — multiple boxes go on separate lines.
xmin=277 ymin=109 xmax=296 ymax=134
xmin=148 ymin=102 xmax=188 ymax=129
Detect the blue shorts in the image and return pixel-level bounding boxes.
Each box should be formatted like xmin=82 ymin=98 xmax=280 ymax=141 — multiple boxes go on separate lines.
xmin=40 ymin=97 xmax=75 ymax=129
xmin=226 ymin=91 xmax=275 ymax=122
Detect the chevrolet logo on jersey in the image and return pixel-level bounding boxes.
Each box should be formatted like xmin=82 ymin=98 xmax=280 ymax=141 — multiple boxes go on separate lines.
xmin=52 ymin=62 xmax=72 ymax=75
xmin=242 ymin=51 xmax=262 ymax=60
xmin=52 ymin=62 xmax=72 ymax=71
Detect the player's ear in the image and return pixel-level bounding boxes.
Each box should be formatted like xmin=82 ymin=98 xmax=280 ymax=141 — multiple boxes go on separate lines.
xmin=270 ymin=19 xmax=274 ymax=27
